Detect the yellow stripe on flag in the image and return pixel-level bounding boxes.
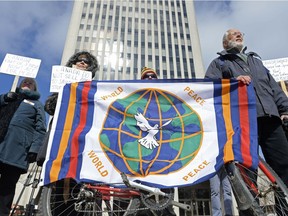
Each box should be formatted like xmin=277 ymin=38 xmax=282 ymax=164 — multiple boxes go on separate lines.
xmin=50 ymin=83 xmax=78 ymax=182
xmin=222 ymin=80 xmax=235 ymax=163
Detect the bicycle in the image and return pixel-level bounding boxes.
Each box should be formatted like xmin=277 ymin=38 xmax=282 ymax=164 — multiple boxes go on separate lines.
xmin=35 ymin=155 xmax=288 ymax=216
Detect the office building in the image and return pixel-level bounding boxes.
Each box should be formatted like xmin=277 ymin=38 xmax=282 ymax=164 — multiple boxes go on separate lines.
xmin=62 ymin=0 xmax=204 ymax=80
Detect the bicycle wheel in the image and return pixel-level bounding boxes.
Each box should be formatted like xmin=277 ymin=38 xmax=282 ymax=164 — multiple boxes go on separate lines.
xmin=37 ymin=178 xmax=140 ymax=216
xmin=226 ymin=157 xmax=288 ymax=216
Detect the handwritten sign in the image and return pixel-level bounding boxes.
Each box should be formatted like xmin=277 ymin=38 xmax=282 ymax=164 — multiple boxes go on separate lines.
xmin=263 ymin=57 xmax=288 ymax=82
xmin=50 ymin=65 xmax=92 ymax=92
xmin=0 ymin=53 xmax=41 ymax=78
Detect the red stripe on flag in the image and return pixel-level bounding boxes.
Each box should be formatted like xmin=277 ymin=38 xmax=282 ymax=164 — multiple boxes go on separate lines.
xmin=238 ymin=83 xmax=252 ymax=167
xmin=66 ymin=82 xmax=91 ymax=179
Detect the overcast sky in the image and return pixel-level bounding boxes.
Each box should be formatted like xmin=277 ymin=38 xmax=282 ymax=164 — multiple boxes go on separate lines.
xmin=0 ymin=0 xmax=288 ymax=104
xmin=194 ymin=0 xmax=288 ymax=69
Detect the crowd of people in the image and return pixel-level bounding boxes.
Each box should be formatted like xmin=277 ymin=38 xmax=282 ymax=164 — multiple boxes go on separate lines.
xmin=1 ymin=27 xmax=288 ymax=216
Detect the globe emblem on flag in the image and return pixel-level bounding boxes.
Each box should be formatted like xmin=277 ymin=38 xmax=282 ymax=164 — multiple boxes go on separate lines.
xmin=99 ymin=88 xmax=203 ymax=176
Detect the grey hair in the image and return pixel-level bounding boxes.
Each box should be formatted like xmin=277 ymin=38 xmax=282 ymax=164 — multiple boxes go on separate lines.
xmin=222 ymin=31 xmax=229 ymax=49
xmin=222 ymin=31 xmax=229 ymax=43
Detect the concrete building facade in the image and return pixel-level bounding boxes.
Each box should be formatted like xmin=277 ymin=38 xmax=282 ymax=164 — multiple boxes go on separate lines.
xmin=61 ymin=0 xmax=205 ymax=80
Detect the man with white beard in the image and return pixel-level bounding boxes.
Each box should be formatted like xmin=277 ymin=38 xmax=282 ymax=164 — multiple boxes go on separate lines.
xmin=205 ymin=28 xmax=288 ymax=216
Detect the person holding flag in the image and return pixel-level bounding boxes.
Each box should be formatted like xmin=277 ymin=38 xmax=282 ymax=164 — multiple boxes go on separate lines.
xmin=37 ymin=50 xmax=99 ymax=165
xmin=36 ymin=51 xmax=99 ymax=216
xmin=137 ymin=66 xmax=177 ymax=216
xmin=205 ymin=28 xmax=288 ymax=216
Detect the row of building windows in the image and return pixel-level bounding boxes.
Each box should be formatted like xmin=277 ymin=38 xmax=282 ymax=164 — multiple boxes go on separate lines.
xmin=88 ymin=23 xmax=189 ymax=39
xmin=78 ymin=34 xmax=191 ymax=46
xmin=83 ymin=13 xmax=189 ymax=31
xmin=85 ymin=0 xmax=188 ymax=14
xmin=85 ymin=9 xmax=188 ymax=22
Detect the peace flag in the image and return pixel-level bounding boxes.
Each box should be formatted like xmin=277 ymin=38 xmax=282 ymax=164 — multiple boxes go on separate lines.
xmin=40 ymin=79 xmax=258 ymax=188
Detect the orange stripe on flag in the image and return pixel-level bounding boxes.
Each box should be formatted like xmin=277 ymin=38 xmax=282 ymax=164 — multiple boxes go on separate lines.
xmin=50 ymin=83 xmax=78 ymax=182
xmin=222 ymin=80 xmax=235 ymax=163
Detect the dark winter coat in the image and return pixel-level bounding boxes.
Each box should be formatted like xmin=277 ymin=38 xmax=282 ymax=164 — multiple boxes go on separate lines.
xmin=0 ymin=89 xmax=46 ymax=172
xmin=205 ymin=47 xmax=288 ymax=118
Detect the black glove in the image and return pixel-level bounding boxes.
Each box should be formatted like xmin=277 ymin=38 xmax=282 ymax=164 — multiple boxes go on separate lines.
xmin=283 ymin=119 xmax=288 ymax=132
xmin=27 ymin=152 xmax=37 ymax=163
xmin=3 ymin=92 xmax=18 ymax=102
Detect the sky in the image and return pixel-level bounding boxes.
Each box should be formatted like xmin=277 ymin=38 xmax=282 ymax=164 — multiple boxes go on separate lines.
xmin=1 ymin=0 xmax=288 ymax=107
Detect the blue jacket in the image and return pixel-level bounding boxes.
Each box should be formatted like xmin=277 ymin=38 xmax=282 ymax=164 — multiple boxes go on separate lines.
xmin=205 ymin=47 xmax=288 ymax=118
xmin=0 ymin=89 xmax=46 ymax=172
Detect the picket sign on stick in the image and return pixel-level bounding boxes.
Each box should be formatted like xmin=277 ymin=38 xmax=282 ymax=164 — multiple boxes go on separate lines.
xmin=50 ymin=65 xmax=92 ymax=93
xmin=11 ymin=76 xmax=20 ymax=92
xmin=0 ymin=53 xmax=41 ymax=92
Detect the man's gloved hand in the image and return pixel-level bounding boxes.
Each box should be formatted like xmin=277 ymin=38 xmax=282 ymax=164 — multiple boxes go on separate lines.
xmin=3 ymin=92 xmax=18 ymax=102
xmin=283 ymin=119 xmax=288 ymax=132
xmin=281 ymin=115 xmax=288 ymax=132
xmin=27 ymin=152 xmax=38 ymax=163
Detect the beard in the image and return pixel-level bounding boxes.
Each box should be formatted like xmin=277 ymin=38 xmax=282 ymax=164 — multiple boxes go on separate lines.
xmin=227 ymin=40 xmax=244 ymax=51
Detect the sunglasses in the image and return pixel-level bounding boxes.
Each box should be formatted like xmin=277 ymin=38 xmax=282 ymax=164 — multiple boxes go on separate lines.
xmin=76 ymin=58 xmax=91 ymax=65
xmin=142 ymin=73 xmax=158 ymax=80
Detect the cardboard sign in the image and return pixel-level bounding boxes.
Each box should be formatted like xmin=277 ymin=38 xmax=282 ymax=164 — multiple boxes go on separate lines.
xmin=263 ymin=57 xmax=288 ymax=82
xmin=0 ymin=53 xmax=41 ymax=78
xmin=50 ymin=65 xmax=92 ymax=92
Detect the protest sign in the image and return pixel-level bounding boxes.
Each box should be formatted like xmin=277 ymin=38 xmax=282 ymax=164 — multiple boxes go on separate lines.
xmin=50 ymin=65 xmax=92 ymax=92
xmin=263 ymin=57 xmax=288 ymax=82
xmin=0 ymin=53 xmax=41 ymax=78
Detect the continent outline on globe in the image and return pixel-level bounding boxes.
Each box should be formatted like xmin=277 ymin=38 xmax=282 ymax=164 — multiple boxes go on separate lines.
xmin=99 ymin=88 xmax=203 ymax=177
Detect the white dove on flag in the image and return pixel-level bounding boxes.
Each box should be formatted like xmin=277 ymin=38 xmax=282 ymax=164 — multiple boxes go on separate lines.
xmin=134 ymin=113 xmax=172 ymax=149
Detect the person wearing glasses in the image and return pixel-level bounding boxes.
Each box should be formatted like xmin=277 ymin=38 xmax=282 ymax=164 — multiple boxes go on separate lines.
xmin=65 ymin=51 xmax=99 ymax=77
xmin=37 ymin=51 xmax=99 ymax=165
xmin=139 ymin=66 xmax=177 ymax=216
xmin=36 ymin=51 xmax=99 ymax=216
xmin=141 ymin=66 xmax=158 ymax=80
xmin=42 ymin=50 xmax=99 ymax=117
xmin=205 ymin=28 xmax=288 ymax=215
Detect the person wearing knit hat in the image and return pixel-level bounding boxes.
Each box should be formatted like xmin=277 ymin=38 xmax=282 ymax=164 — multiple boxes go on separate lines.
xmin=139 ymin=67 xmax=177 ymax=216
xmin=141 ymin=67 xmax=158 ymax=80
